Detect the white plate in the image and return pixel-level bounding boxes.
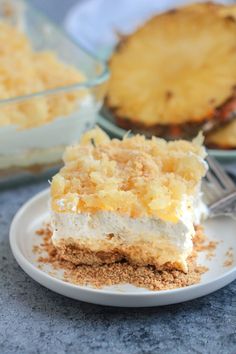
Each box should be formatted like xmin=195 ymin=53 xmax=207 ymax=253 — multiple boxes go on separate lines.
xmin=10 ymin=189 xmax=236 ymax=307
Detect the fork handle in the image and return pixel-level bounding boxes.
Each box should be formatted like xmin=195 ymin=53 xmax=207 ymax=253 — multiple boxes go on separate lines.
xmin=210 ymin=191 xmax=236 ymax=213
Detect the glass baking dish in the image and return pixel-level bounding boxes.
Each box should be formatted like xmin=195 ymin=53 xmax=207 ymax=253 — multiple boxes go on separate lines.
xmin=0 ymin=0 xmax=109 ymax=186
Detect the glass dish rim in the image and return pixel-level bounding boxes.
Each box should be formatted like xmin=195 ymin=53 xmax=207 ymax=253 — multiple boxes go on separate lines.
xmin=0 ymin=0 xmax=109 ymax=105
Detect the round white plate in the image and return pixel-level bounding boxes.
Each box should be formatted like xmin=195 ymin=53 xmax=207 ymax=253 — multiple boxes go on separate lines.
xmin=10 ymin=189 xmax=236 ymax=307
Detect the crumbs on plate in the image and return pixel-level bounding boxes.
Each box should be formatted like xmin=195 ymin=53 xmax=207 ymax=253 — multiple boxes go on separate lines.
xmin=224 ymin=247 xmax=234 ymax=267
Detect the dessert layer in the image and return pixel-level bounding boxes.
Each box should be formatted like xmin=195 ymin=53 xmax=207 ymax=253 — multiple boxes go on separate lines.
xmin=51 ymin=128 xmax=207 ymax=222
xmin=53 ymin=237 xmax=192 ymax=272
xmin=52 ymin=209 xmax=194 ymax=253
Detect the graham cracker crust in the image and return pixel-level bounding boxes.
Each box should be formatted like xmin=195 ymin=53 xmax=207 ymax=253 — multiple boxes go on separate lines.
xmin=56 ymin=242 xmax=123 ymax=266
xmin=34 ymin=224 xmax=211 ymax=291
xmin=53 ymin=239 xmax=187 ymax=272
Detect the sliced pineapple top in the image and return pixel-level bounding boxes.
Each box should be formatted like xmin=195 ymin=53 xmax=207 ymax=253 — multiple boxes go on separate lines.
xmin=107 ymin=3 xmax=236 ymax=126
xmin=51 ymin=128 xmax=207 ymax=222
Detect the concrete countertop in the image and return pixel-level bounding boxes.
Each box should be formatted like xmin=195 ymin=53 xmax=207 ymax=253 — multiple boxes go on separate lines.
xmin=0 ymin=180 xmax=236 ymax=354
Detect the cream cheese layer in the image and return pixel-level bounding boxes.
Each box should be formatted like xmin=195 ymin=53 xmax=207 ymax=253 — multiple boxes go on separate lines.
xmin=51 ymin=194 xmax=206 ymax=252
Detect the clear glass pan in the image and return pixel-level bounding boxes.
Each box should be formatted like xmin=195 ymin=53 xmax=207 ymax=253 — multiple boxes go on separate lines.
xmin=0 ymin=0 xmax=109 ymax=186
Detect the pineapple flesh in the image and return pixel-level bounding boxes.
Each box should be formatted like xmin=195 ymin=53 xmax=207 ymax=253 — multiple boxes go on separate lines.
xmin=107 ymin=3 xmax=236 ymax=141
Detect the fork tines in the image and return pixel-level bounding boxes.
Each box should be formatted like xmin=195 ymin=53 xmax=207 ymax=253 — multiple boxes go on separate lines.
xmin=206 ymin=156 xmax=236 ymax=192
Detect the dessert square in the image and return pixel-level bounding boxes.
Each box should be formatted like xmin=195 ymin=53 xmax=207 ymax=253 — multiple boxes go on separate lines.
xmin=50 ymin=128 xmax=207 ymax=272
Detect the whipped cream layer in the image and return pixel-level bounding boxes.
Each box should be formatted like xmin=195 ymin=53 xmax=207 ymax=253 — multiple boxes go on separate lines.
xmin=52 ymin=209 xmax=194 ymax=252
xmin=52 ymin=192 xmax=206 ymax=249
xmin=0 ymin=95 xmax=99 ymax=169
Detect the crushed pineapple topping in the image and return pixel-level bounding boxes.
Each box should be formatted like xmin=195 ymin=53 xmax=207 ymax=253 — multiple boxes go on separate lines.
xmin=0 ymin=22 xmax=87 ymax=128
xmin=107 ymin=2 xmax=236 ymax=126
xmin=51 ymin=128 xmax=207 ymax=222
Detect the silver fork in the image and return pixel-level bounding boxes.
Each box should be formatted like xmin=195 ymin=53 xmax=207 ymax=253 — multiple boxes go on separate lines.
xmin=203 ymin=156 xmax=236 ymax=216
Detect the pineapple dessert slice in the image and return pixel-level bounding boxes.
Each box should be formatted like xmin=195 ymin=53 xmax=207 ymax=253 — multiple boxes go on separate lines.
xmin=50 ymin=128 xmax=207 ymax=273
xmin=106 ymin=2 xmax=236 ymax=142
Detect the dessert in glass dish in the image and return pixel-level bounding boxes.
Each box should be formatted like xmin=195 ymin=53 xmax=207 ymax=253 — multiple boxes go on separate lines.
xmin=0 ymin=0 xmax=108 ymax=184
xmin=50 ymin=128 xmax=207 ymax=273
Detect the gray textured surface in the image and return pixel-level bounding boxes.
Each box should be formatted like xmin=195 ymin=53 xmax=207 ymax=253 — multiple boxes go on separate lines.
xmin=0 ymin=181 xmax=236 ymax=354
